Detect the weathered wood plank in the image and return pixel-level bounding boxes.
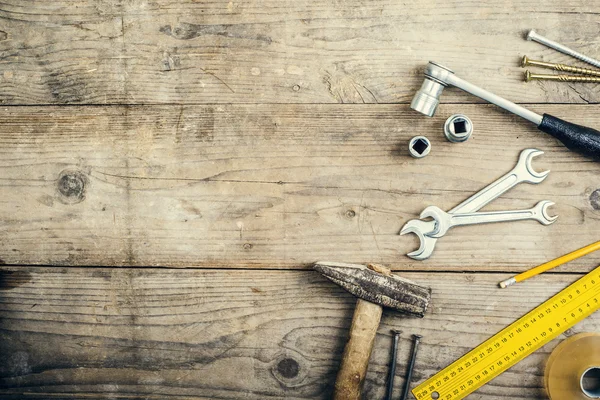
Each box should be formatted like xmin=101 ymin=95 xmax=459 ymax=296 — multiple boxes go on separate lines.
xmin=1 ymin=104 xmax=599 ymax=270
xmin=2 ymin=0 xmax=600 ymax=104
xmin=1 ymin=267 xmax=599 ymax=399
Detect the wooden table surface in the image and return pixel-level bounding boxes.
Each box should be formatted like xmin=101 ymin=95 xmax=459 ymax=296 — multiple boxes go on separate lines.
xmin=1 ymin=1 xmax=600 ymax=399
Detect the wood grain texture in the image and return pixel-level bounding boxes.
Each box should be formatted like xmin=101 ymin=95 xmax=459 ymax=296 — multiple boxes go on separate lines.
xmin=2 ymin=0 xmax=600 ymax=104
xmin=1 ymin=104 xmax=599 ymax=270
xmin=1 ymin=267 xmax=599 ymax=399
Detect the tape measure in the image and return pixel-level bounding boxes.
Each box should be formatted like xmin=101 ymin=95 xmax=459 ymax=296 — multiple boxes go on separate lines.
xmin=413 ymin=266 xmax=600 ymax=400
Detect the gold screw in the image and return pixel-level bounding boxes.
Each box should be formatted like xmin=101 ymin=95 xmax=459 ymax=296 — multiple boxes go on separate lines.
xmin=522 ymin=56 xmax=600 ymax=77
xmin=525 ymin=70 xmax=600 ymax=82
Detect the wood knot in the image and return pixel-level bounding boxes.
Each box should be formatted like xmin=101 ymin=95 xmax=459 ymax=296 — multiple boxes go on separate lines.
xmin=243 ymin=243 xmax=253 ymax=250
xmin=271 ymin=351 xmax=307 ymax=387
xmin=57 ymin=169 xmax=87 ymax=204
xmin=345 ymin=209 xmax=356 ymax=219
xmin=590 ymin=189 xmax=600 ymax=210
xmin=277 ymin=358 xmax=299 ymax=379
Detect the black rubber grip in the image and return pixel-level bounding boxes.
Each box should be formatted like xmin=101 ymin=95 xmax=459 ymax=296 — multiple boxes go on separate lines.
xmin=538 ymin=114 xmax=600 ymax=160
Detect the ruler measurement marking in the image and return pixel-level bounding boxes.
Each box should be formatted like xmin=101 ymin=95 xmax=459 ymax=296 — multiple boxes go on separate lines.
xmin=438 ymin=283 xmax=600 ymax=398
xmin=431 ymin=285 xmax=599 ymax=398
xmin=441 ymin=288 xmax=599 ymax=398
xmin=414 ymin=269 xmax=600 ymax=400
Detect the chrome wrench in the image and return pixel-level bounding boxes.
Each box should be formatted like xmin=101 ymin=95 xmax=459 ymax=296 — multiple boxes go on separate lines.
xmin=420 ymin=200 xmax=557 ymax=238
xmin=400 ymin=148 xmax=549 ymax=260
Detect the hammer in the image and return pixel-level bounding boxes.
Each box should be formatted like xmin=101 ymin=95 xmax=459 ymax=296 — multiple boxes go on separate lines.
xmin=314 ymin=262 xmax=431 ymax=400
xmin=411 ymin=61 xmax=600 ymax=160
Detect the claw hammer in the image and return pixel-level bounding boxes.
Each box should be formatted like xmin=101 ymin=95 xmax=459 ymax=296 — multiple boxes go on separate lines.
xmin=314 ymin=262 xmax=431 ymax=400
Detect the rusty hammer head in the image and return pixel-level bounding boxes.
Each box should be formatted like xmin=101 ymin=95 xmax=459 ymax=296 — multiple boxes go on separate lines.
xmin=314 ymin=261 xmax=431 ymax=317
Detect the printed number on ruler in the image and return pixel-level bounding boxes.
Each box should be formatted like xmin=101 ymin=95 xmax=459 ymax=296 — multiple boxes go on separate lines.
xmin=413 ymin=267 xmax=600 ymax=400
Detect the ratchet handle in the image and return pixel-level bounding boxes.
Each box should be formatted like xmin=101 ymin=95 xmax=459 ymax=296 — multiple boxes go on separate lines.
xmin=538 ymin=114 xmax=600 ymax=160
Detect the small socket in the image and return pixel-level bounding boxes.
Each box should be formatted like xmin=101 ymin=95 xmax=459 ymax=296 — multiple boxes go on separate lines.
xmin=409 ymin=136 xmax=431 ymax=158
xmin=444 ymin=114 xmax=473 ymax=143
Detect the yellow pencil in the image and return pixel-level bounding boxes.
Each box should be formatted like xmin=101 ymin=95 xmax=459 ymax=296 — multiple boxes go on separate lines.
xmin=499 ymin=240 xmax=600 ymax=288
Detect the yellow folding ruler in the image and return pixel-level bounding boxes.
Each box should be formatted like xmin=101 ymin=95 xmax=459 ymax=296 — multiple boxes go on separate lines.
xmin=413 ymin=266 xmax=600 ymax=400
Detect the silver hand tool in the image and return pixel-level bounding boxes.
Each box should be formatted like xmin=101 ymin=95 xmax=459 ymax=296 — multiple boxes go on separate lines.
xmin=421 ymin=200 xmax=557 ymax=238
xmin=400 ymin=149 xmax=549 ymax=260
xmin=411 ymin=62 xmax=600 ymax=160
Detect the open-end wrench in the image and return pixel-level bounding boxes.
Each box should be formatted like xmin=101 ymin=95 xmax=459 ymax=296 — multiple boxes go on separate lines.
xmin=420 ymin=200 xmax=557 ymax=238
xmin=400 ymin=149 xmax=549 ymax=260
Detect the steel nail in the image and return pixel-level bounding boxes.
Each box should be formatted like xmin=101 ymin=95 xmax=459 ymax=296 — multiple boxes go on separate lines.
xmin=386 ymin=330 xmax=402 ymax=400
xmin=400 ymin=334 xmax=422 ymax=400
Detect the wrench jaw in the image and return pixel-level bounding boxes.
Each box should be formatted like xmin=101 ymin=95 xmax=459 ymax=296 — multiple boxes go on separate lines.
xmin=520 ymin=149 xmax=550 ymax=184
xmin=537 ymin=200 xmax=559 ymax=225
xmin=399 ymin=219 xmax=438 ymax=260
xmin=419 ymin=206 xmax=449 ymax=237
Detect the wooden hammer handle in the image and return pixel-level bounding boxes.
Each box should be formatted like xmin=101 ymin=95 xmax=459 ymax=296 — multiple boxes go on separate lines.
xmin=334 ymin=298 xmax=383 ymax=400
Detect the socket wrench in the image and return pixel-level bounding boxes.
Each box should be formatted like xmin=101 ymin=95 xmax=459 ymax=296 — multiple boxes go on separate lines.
xmin=411 ymin=62 xmax=600 ymax=159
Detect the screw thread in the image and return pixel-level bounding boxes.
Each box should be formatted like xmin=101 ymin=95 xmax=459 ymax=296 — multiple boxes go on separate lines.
xmin=527 ymin=30 xmax=600 ymax=69
xmin=523 ymin=56 xmax=600 ymax=77
xmin=555 ymin=64 xmax=600 ymax=77
xmin=556 ymin=74 xmax=600 ymax=82
xmin=525 ymin=70 xmax=600 ymax=82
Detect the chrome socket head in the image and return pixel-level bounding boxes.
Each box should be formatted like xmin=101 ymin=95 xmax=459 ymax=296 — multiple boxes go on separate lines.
xmin=411 ymin=78 xmax=445 ymax=117
xmin=410 ymin=62 xmax=454 ymax=117
xmin=444 ymin=114 xmax=473 ymax=143
xmin=409 ymin=136 xmax=431 ymax=158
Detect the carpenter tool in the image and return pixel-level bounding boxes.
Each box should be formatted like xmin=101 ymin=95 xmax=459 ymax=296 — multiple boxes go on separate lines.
xmin=385 ymin=330 xmax=402 ymax=400
xmin=313 ymin=262 xmax=431 ymax=400
xmin=400 ymin=334 xmax=422 ymax=400
xmin=401 ymin=148 xmax=549 ymax=260
xmin=411 ymin=61 xmax=600 ymax=159
xmin=421 ymin=200 xmax=556 ymax=239
xmin=413 ymin=265 xmax=600 ymax=400
xmin=526 ymin=30 xmax=600 ymax=69
xmin=499 ymin=240 xmax=600 ymax=288
xmin=522 ymin=56 xmax=600 ymax=77
xmin=525 ymin=70 xmax=600 ymax=83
